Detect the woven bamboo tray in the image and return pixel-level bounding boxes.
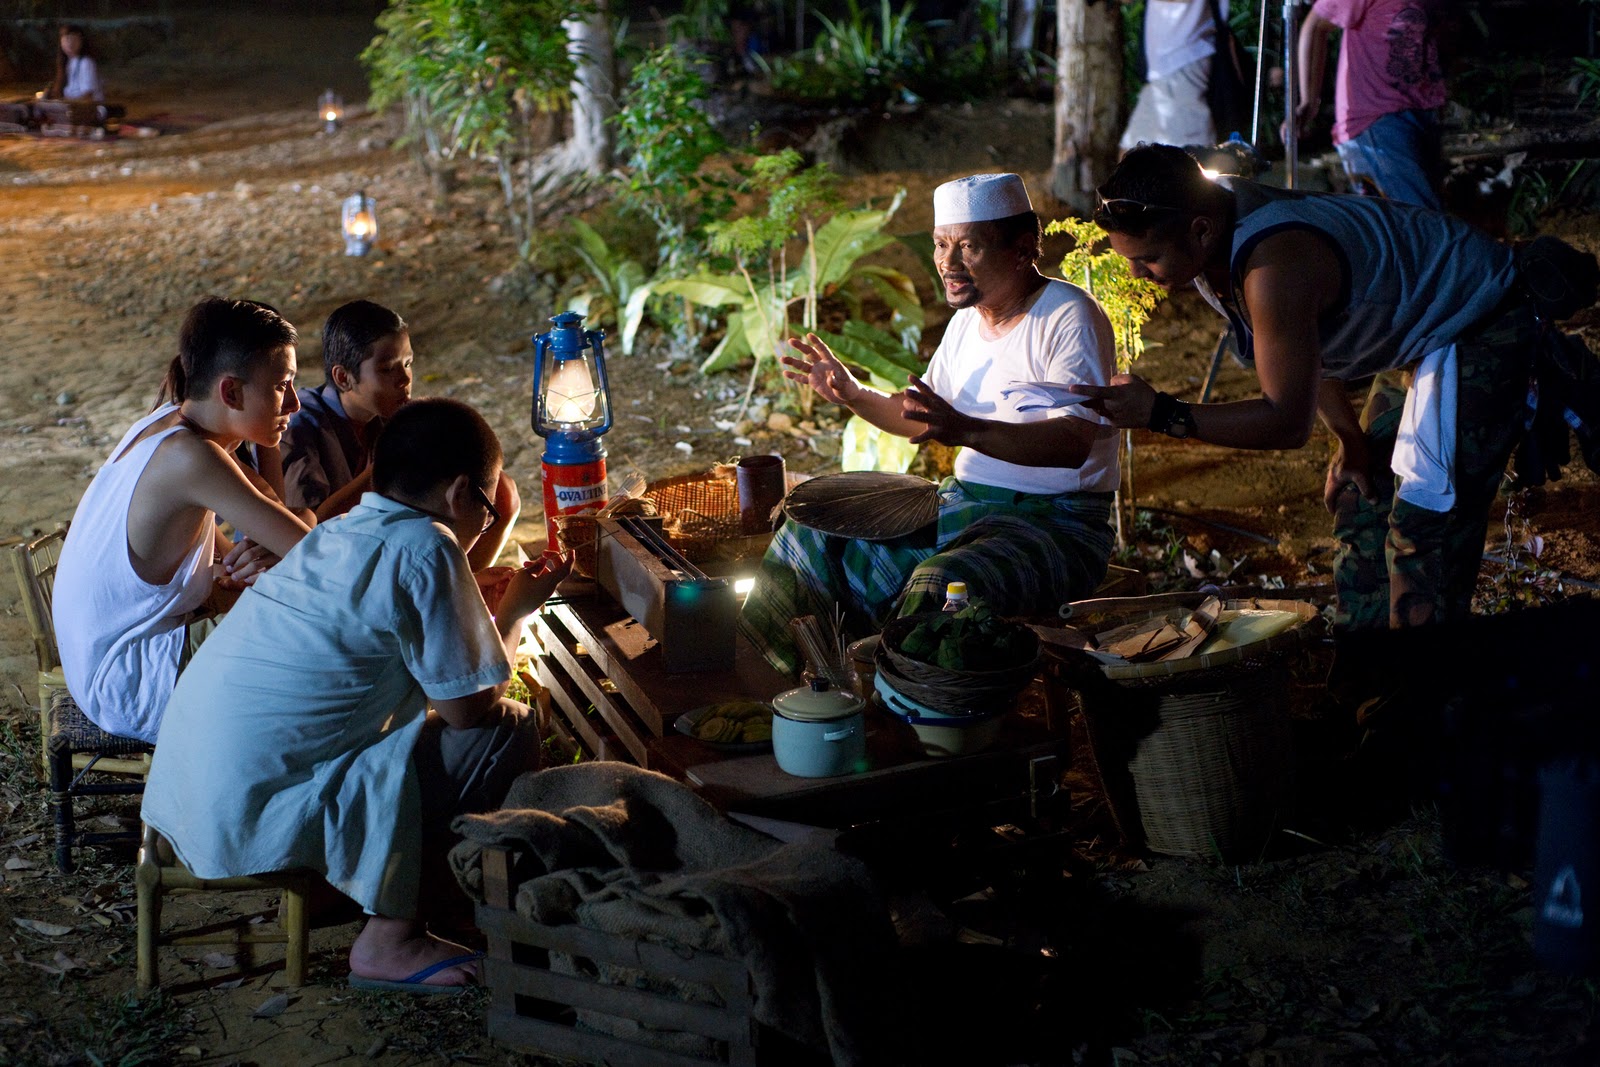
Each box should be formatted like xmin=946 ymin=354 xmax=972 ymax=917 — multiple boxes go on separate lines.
xmin=1054 ymin=595 xmax=1319 ymax=861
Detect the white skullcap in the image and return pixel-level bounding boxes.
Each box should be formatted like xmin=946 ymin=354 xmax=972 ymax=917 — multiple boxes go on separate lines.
xmin=932 ymin=173 xmax=1034 ymax=226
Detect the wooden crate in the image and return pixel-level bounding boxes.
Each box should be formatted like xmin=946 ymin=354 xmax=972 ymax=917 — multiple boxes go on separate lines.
xmin=528 ymin=593 xmax=792 ymax=767
xmin=478 ymin=846 xmax=765 ymax=1066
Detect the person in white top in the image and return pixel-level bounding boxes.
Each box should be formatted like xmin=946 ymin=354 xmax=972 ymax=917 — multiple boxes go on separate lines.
xmin=50 ymin=25 xmax=105 ymax=103
xmin=1119 ymin=0 xmax=1226 ymax=153
xmin=143 ymin=399 xmax=571 ymax=992
xmin=740 ymin=172 xmax=1119 ymax=677
xmin=53 ymin=298 xmax=312 ymax=742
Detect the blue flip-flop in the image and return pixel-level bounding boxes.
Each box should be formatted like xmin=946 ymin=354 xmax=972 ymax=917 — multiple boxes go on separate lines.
xmin=348 ymin=952 xmax=484 ymax=995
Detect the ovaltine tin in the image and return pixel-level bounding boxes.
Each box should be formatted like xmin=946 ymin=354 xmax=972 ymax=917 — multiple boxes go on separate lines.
xmin=541 ymin=455 xmax=607 ymax=547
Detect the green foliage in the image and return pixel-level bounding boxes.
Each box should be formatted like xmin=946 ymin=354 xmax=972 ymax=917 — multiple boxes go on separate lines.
xmin=562 ymin=218 xmax=652 ymax=350
xmin=361 ymin=0 xmax=588 ymax=249
xmin=1047 ymin=216 xmax=1165 ymax=371
xmin=664 ymin=0 xmax=731 ymax=45
xmin=1120 ymin=0 xmax=1146 ymax=113
xmin=812 ymin=319 xmax=927 ymax=473
xmin=1574 ymin=56 xmax=1600 ymax=111
xmin=611 ymin=45 xmax=733 ymax=274
xmin=1506 ymin=161 xmax=1583 ymax=237
xmin=658 ymin=153 xmax=917 ymax=396
xmin=1474 ymin=490 xmax=1571 ymax=614
xmin=764 ymin=0 xmax=927 ymax=108
xmin=896 ymin=599 xmax=1035 ymax=670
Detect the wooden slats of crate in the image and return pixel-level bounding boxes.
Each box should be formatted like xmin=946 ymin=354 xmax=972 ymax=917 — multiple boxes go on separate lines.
xmin=529 ymin=594 xmax=793 ymax=769
xmin=530 ymin=603 xmax=658 ymax=766
xmin=479 ymin=845 xmax=762 ymax=1066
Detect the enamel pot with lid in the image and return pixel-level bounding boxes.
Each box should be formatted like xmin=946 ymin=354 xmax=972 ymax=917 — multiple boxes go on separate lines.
xmin=770 ymin=678 xmax=866 ymax=778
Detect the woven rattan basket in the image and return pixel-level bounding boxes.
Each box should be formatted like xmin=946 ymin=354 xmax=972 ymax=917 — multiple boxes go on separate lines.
xmin=642 ymin=468 xmax=806 ymax=564
xmin=876 ymin=612 xmax=1042 ymax=716
xmin=1057 ymin=595 xmax=1320 ymax=861
xmin=643 ymin=470 xmax=740 ymax=562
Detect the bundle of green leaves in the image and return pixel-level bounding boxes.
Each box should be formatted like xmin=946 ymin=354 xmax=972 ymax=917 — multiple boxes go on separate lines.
xmin=896 ymin=600 xmax=1034 ymax=671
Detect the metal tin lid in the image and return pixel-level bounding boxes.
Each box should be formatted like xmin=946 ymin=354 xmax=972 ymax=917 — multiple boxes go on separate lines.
xmin=772 ymin=677 xmax=864 ymax=722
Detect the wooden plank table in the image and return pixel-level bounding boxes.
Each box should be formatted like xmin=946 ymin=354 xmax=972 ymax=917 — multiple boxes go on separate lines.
xmin=532 ymin=586 xmax=1073 ymax=832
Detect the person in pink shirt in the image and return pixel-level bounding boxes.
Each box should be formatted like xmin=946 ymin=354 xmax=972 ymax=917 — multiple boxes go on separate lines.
xmin=1290 ymin=0 xmax=1448 ymax=209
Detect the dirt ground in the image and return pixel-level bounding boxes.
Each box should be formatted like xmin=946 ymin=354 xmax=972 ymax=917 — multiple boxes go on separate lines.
xmin=2 ymin=9 xmax=1600 ymax=1067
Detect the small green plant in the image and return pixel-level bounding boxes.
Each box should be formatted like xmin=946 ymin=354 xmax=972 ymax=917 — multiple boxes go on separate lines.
xmin=1048 ymin=216 xmax=1166 ymax=545
xmin=362 ymin=0 xmax=589 ymax=252
xmin=1506 ymin=161 xmax=1583 ymax=237
xmin=1573 ymin=56 xmax=1600 ymax=110
xmin=1047 ymin=216 xmax=1165 ymax=370
xmin=657 ymin=151 xmax=919 ymax=414
xmin=764 ymin=0 xmax=927 ymax=108
xmin=1474 ymin=489 xmax=1569 ymax=613
xmin=611 ymin=45 xmax=733 ymax=275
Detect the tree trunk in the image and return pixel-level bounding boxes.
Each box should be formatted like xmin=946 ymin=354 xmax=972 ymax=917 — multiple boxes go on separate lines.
xmin=564 ymin=0 xmax=615 ymax=175
xmin=1051 ymin=0 xmax=1123 ymax=214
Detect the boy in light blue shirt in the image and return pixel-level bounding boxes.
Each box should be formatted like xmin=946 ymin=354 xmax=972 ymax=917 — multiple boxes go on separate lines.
xmin=143 ymin=398 xmax=569 ymax=992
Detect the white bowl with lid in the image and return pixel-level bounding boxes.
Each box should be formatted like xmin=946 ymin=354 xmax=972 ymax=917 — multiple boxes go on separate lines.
xmin=770 ymin=678 xmax=866 ymax=778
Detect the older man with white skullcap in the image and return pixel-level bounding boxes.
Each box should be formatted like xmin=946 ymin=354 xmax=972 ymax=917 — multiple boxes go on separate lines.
xmin=741 ymin=172 xmax=1121 ymax=677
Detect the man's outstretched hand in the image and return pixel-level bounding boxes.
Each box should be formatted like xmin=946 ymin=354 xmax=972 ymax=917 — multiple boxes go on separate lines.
xmin=903 ymin=374 xmax=980 ymax=446
xmin=1071 ymin=374 xmax=1158 ymax=429
xmin=781 ymin=333 xmax=865 ymax=408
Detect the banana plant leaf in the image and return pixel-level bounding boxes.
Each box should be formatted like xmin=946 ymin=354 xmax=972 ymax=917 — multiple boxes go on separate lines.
xmin=701 ymin=313 xmax=747 ymax=373
xmin=897 ymin=229 xmax=939 ymax=293
xmin=621 ymin=282 xmax=654 ymax=356
xmin=655 ymin=275 xmax=751 ymax=309
xmin=810 ymin=319 xmax=926 ymax=387
xmin=806 ymin=191 xmax=906 ymax=291
xmin=842 ymin=413 xmax=920 ymax=473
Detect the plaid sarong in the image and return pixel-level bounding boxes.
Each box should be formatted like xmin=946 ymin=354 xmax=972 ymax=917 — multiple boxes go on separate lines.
xmin=739 ymin=477 xmax=1114 ymax=677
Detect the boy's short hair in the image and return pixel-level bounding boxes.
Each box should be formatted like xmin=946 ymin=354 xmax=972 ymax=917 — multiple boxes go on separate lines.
xmin=165 ymin=297 xmax=297 ymax=404
xmin=323 ymin=300 xmax=407 ymax=388
xmin=373 ymin=398 xmax=501 ymax=499
xmin=1095 ymin=143 xmax=1232 ymax=240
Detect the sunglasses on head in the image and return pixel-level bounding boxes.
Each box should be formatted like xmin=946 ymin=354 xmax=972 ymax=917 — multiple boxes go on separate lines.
xmin=1093 ymin=195 xmax=1180 ymax=223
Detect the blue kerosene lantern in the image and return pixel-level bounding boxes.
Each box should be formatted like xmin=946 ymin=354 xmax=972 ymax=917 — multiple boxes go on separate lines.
xmin=532 ymin=311 xmax=612 ymax=546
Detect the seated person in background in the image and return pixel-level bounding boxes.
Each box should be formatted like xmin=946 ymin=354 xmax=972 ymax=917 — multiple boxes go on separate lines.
xmin=260 ymin=299 xmax=519 ymax=570
xmin=740 ymin=173 xmax=1120 ymax=677
xmin=49 ymin=24 xmax=104 ymax=103
xmin=53 ymin=297 xmax=312 ymax=744
xmin=142 ymin=398 xmax=571 ymax=992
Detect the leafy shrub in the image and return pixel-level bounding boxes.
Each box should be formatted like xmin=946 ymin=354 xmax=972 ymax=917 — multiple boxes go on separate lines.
xmin=764 ymin=0 xmax=927 ymax=108
xmin=362 ymin=0 xmax=588 ymax=251
xmin=611 ymin=44 xmax=733 ymax=274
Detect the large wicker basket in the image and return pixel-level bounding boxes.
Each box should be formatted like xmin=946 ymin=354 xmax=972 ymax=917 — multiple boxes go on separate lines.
xmin=1054 ymin=595 xmax=1320 ymax=862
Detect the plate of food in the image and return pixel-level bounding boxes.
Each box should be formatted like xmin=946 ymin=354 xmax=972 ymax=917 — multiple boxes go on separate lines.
xmin=673 ymin=700 xmax=775 ymax=750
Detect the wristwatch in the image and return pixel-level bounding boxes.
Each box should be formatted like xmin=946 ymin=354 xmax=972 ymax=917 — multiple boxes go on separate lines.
xmin=1148 ymin=392 xmax=1197 ymax=439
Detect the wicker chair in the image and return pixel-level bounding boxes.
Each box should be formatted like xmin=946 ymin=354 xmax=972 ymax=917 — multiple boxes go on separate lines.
xmin=11 ymin=527 xmax=154 ymax=871
xmin=135 ymin=824 xmax=314 ymax=995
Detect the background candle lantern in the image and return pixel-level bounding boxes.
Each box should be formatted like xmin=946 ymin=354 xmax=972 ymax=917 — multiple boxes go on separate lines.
xmin=531 ymin=311 xmax=612 ymax=547
xmin=318 ymin=89 xmax=343 ymax=133
xmin=340 ymin=191 xmax=377 ymax=256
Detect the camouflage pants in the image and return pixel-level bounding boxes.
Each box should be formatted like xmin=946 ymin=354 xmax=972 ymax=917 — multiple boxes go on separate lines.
xmin=1333 ymin=299 xmax=1536 ymax=630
